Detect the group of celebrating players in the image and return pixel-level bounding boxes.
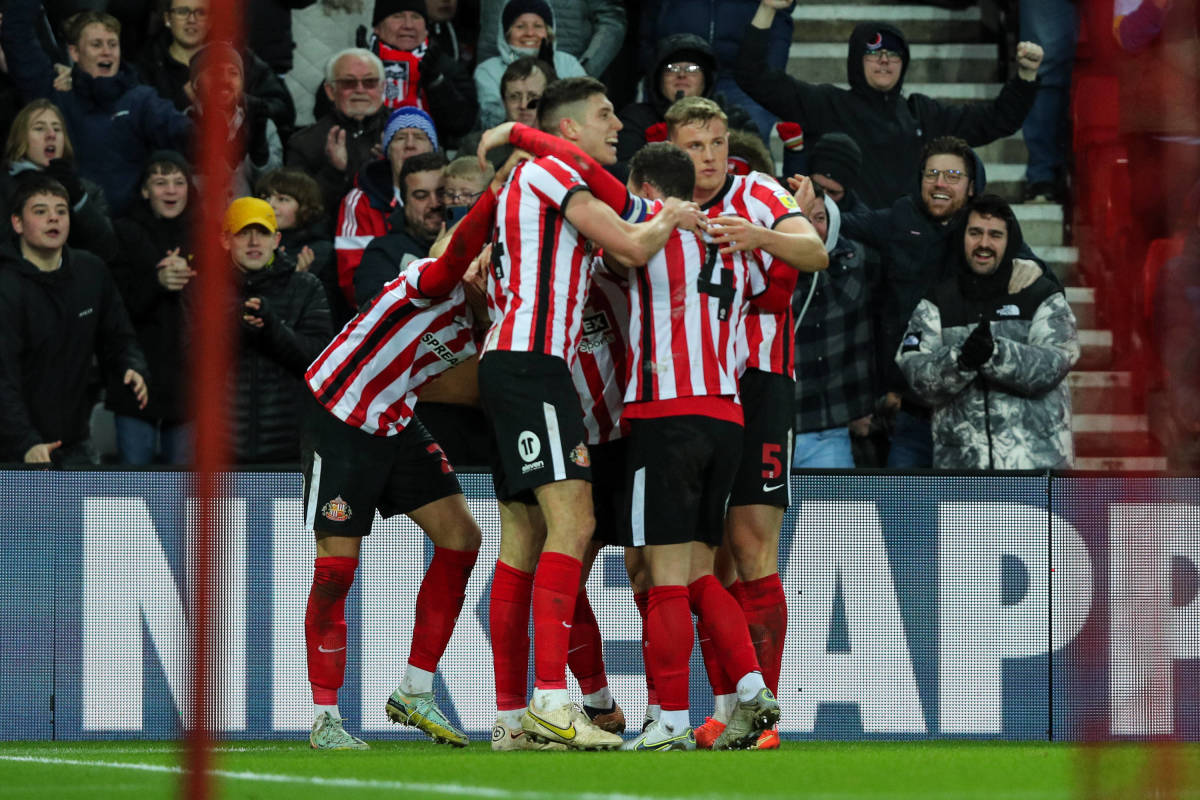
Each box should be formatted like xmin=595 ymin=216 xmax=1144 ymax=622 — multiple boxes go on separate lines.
xmin=298 ymin=75 xmax=828 ymax=753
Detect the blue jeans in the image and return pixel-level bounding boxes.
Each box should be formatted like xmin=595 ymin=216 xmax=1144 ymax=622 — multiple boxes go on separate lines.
xmin=886 ymin=409 xmax=933 ymax=468
xmin=793 ymin=427 xmax=855 ymax=468
xmin=1020 ymin=1 xmax=1078 ymax=183
xmin=114 ymin=416 xmax=193 ymax=465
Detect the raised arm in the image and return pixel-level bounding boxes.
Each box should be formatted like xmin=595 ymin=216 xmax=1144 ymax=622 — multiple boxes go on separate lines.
xmin=479 ymin=122 xmax=645 ymax=219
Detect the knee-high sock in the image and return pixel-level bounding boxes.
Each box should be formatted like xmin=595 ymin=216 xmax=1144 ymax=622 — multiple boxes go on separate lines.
xmin=489 ymin=560 xmax=533 ymax=712
xmin=646 ymin=585 xmax=693 ymax=712
xmin=568 ymin=589 xmax=607 ymax=695
xmin=408 ymin=546 xmax=478 ymax=672
xmin=738 ymin=573 xmax=787 ymax=696
xmin=688 ymin=574 xmax=760 ymax=685
xmin=696 ymin=618 xmax=737 ymax=696
xmin=532 ymin=551 xmax=581 ymax=691
xmin=633 ymin=590 xmax=658 ymax=706
xmin=305 ymin=556 xmax=357 ymax=705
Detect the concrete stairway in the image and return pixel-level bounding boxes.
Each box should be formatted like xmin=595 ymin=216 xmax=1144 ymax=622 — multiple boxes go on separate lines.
xmin=787 ymin=1 xmax=1164 ymax=470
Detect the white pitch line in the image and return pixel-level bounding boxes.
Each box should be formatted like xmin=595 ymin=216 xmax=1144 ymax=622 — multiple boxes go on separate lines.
xmin=0 ymin=755 xmax=712 ymax=800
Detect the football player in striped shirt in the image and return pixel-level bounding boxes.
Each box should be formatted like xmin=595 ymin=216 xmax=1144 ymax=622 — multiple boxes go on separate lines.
xmin=664 ymin=96 xmax=828 ymax=750
xmin=474 ymin=79 xmax=698 ymax=749
xmin=299 ymin=170 xmax=499 ymax=751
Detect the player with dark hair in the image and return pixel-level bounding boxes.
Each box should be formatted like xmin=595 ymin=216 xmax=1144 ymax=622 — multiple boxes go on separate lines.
xmin=300 ymin=173 xmax=501 ymax=751
xmin=474 ymin=75 xmax=696 ymax=750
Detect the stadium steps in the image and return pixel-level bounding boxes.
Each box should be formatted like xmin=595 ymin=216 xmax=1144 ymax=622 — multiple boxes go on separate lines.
xmin=786 ymin=1 xmax=1162 ymax=471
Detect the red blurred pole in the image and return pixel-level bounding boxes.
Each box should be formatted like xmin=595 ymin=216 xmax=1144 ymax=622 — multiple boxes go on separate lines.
xmin=184 ymin=1 xmax=242 ymax=798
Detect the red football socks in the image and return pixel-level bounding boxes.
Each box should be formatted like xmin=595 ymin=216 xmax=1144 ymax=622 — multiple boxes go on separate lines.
xmin=646 ymin=585 xmax=692 ymax=712
xmin=489 ymin=560 xmax=533 ymax=712
xmin=531 ymin=551 xmax=581 ymax=691
xmin=738 ymin=573 xmax=787 ymax=696
xmin=696 ymin=618 xmax=737 ymax=696
xmin=568 ymin=589 xmax=608 ymax=695
xmin=633 ymin=590 xmax=658 ymax=705
xmin=305 ymin=556 xmax=357 ymax=705
xmin=408 ymin=546 xmax=478 ymax=672
xmin=688 ymin=574 xmax=760 ymax=686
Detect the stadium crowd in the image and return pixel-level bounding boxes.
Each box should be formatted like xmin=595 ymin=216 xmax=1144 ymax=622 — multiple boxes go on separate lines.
xmin=0 ymin=0 xmax=1194 ymax=753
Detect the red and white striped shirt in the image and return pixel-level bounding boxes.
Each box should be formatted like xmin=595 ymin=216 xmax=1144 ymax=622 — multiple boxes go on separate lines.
xmin=701 ymin=172 xmax=805 ymax=378
xmin=571 ymin=262 xmax=630 ymax=444
xmin=483 ymin=156 xmax=593 ymax=363
xmin=306 ymin=257 xmax=475 ymax=436
xmin=624 ymin=202 xmax=767 ymax=424
xmin=335 ymin=184 xmax=401 ymax=306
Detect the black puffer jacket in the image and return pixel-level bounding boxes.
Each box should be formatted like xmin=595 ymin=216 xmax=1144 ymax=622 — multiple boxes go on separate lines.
xmin=0 ymin=241 xmax=147 ymax=460
xmin=735 ymin=21 xmax=1037 ymax=209
xmin=617 ymin=33 xmax=757 ymax=172
xmin=214 ymin=258 xmax=332 ymax=464
xmin=105 ymin=200 xmax=195 ymax=422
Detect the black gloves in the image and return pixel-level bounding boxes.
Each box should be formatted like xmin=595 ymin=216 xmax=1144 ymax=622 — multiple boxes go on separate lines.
xmin=241 ymin=296 xmax=273 ymax=334
xmin=958 ymin=318 xmax=994 ymax=371
xmin=44 ymin=158 xmax=85 ymax=207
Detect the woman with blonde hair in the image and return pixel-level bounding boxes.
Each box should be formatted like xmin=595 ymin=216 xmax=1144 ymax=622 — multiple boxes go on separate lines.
xmin=2 ymin=98 xmax=116 ymax=260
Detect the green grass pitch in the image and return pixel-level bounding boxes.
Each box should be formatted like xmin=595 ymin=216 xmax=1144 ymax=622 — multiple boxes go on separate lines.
xmin=2 ymin=740 xmax=1198 ymax=800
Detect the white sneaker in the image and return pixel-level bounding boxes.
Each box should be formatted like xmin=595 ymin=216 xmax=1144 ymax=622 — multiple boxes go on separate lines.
xmin=521 ymin=702 xmax=622 ymax=750
xmin=310 ymin=711 xmax=369 ymax=750
xmin=491 ymin=717 xmax=567 ymax=751
xmin=620 ymin=719 xmax=696 ymax=751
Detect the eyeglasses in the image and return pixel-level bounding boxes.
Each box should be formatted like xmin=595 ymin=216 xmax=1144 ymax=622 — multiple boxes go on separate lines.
xmin=443 ymin=189 xmax=483 ymax=205
xmin=169 ymin=7 xmax=208 ymax=20
xmin=921 ymin=168 xmax=966 ymax=184
xmin=863 ymin=49 xmax=901 ymax=62
xmin=663 ymin=63 xmax=703 ymax=75
xmin=332 ymin=76 xmax=382 ymax=91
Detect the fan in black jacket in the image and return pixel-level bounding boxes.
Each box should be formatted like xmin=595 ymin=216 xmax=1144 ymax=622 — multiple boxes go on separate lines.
xmin=0 ymin=174 xmax=147 ymax=464
xmin=735 ymin=1 xmax=1044 ymax=210
xmin=186 ymin=196 xmax=333 ymax=464
xmin=105 ymin=151 xmax=196 ymax=464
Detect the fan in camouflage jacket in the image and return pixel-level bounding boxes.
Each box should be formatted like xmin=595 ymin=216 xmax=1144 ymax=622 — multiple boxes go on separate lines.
xmin=896 ymin=194 xmax=1079 ymax=469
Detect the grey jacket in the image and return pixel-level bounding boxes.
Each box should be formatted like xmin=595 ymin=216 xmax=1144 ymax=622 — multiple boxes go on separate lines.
xmin=896 ymin=273 xmax=1079 ymax=470
xmin=475 ymin=0 xmax=626 ymax=76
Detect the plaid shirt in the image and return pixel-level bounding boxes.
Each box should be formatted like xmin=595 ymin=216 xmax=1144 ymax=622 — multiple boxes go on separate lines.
xmin=792 ymin=237 xmax=878 ymax=433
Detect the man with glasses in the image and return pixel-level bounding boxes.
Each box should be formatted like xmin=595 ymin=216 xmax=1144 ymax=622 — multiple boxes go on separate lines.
xmin=735 ymin=0 xmax=1045 ymax=210
xmin=616 ymin=33 xmax=757 ymax=179
xmin=287 ymin=48 xmax=391 ymax=225
xmin=354 ymin=150 xmax=448 ymax=305
xmin=842 ymin=136 xmax=1053 ymax=468
xmin=135 ymin=0 xmax=296 ymax=141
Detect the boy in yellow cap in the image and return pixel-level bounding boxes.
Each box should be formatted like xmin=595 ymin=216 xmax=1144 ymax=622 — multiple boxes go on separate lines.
xmin=215 ymin=196 xmax=332 ymax=463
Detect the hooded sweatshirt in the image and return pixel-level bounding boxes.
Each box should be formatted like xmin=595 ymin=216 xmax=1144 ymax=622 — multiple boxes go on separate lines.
xmin=734 ymin=20 xmax=1037 ymax=209
xmin=616 ymin=32 xmax=758 ymax=170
